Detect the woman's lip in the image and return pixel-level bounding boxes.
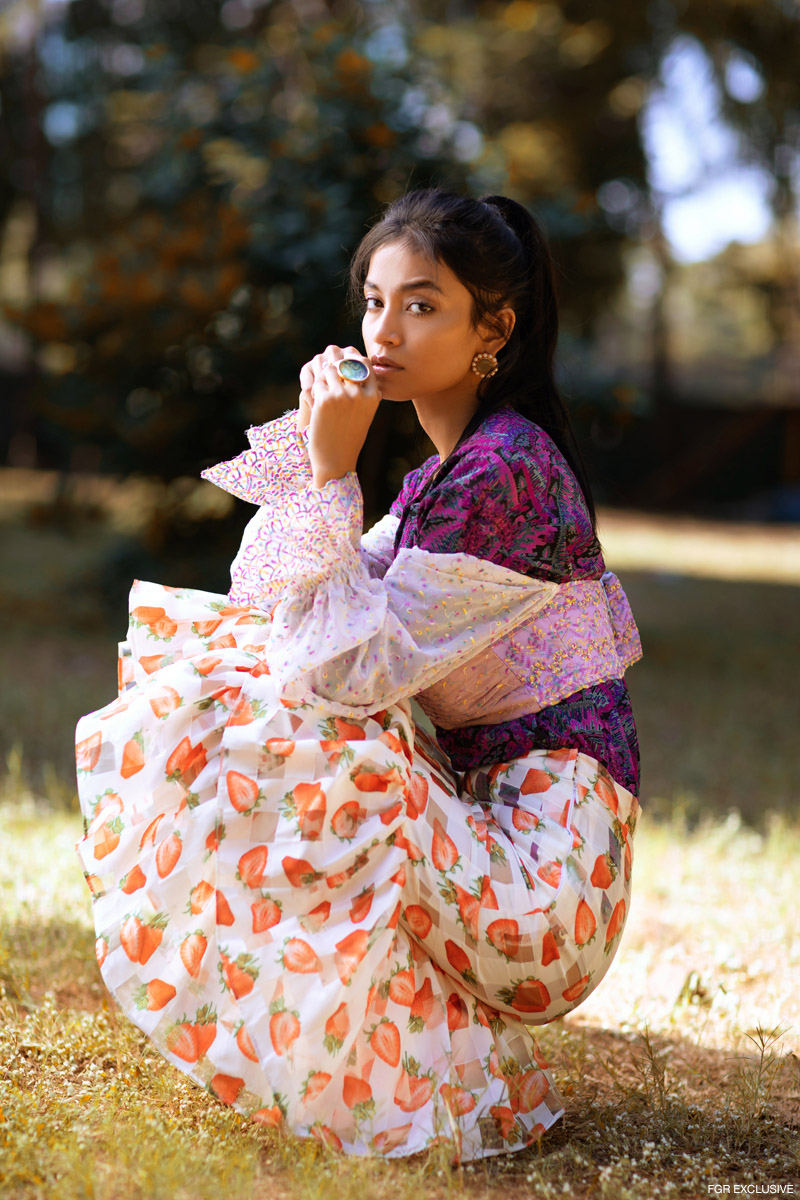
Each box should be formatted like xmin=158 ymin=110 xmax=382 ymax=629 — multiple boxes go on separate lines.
xmin=371 ymin=358 xmax=403 ymax=369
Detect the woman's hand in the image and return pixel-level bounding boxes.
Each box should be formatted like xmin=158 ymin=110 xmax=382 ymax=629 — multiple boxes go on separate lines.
xmin=298 ymin=345 xmax=381 ymax=489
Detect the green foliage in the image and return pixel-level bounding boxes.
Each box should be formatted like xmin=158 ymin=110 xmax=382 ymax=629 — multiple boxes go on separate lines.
xmin=0 ymin=0 xmax=798 ymax=506
xmin=0 ymin=1 xmax=467 ymax=482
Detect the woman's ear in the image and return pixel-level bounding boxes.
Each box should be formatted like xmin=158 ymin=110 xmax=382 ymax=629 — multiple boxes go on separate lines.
xmin=479 ymin=306 xmax=516 ymax=354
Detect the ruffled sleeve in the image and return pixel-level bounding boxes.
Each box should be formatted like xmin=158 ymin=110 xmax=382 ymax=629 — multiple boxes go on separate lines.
xmin=201 ymin=416 xmax=558 ymax=717
xmin=200 ymin=409 xmax=312 ymax=505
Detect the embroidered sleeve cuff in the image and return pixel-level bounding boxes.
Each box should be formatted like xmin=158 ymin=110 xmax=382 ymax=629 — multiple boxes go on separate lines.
xmin=227 ymin=471 xmax=363 ymax=609
xmin=200 ymin=409 xmax=312 ymax=506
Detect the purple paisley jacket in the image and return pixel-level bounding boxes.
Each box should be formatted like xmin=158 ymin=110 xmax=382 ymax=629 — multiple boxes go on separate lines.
xmin=390 ymin=407 xmax=641 ymax=797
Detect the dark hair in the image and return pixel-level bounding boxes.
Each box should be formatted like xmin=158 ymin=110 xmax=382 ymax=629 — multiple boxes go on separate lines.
xmin=349 ymin=188 xmax=596 ymax=528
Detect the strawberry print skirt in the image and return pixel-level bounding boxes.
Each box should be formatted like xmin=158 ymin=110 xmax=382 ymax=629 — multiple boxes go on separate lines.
xmin=75 ymin=580 xmax=638 ymax=1162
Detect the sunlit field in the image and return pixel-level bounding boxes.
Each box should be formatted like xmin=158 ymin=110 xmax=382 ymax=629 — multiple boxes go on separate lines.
xmin=1 ymin=474 xmax=798 ymax=1198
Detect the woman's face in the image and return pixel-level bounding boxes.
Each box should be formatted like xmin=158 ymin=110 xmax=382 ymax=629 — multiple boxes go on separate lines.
xmin=361 ymin=239 xmax=499 ymax=407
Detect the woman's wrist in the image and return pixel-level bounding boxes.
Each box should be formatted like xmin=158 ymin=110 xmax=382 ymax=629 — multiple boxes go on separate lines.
xmin=311 ymin=466 xmax=355 ymax=490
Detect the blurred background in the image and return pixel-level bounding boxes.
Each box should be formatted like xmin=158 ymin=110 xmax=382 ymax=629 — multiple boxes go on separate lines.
xmin=0 ymin=0 xmax=798 ymax=822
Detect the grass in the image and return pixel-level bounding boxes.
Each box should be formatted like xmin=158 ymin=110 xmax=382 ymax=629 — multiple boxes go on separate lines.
xmin=0 ymin=472 xmax=799 ymax=1196
xmin=2 ymin=794 xmax=798 ymax=1198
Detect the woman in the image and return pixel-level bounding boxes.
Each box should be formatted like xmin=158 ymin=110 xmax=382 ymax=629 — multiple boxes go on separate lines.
xmin=75 ymin=190 xmax=641 ymax=1162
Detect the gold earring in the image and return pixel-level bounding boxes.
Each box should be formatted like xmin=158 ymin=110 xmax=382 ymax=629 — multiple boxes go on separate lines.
xmin=471 ymin=351 xmax=499 ymax=379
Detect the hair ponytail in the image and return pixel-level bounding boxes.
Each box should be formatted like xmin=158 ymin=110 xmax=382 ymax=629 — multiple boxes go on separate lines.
xmin=349 ymin=188 xmax=597 ymax=529
xmin=477 ymin=195 xmax=596 ymax=528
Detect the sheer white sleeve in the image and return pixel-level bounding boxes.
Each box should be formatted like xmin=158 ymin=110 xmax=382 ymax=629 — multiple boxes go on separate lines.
xmin=268 ymin=537 xmax=558 ymax=717
xmin=201 ymin=416 xmax=558 ymax=717
xmin=359 ymin=512 xmax=400 ymax=580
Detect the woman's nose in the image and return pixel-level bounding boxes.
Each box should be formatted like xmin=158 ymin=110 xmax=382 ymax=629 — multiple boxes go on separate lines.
xmin=373 ymin=309 xmax=400 ymax=345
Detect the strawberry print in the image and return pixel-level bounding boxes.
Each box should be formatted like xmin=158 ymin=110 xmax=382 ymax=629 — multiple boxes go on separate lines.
xmin=93 ymin=815 xmax=123 ymax=860
xmin=561 ymin=975 xmax=591 ymax=1003
xmin=446 ymin=992 xmax=469 ymax=1031
xmin=265 ymin=737 xmax=295 ymax=757
xmin=215 ymin=890 xmax=235 ymax=926
xmin=323 ymin=1002 xmax=349 ymax=1055
xmin=335 ymin=929 xmax=369 ymax=985
xmin=299 ymin=899 xmax=330 ymax=933
xmin=408 ymin=978 xmax=436 ymax=1033
xmin=536 ymin=860 xmax=562 ymax=889
xmin=149 ymin=686 xmax=182 ymax=719
xmin=444 ymin=940 xmax=477 ymax=987
xmin=342 ymin=1074 xmax=375 ymax=1117
xmin=280 ymin=782 xmax=326 ymax=840
xmin=282 ymin=855 xmax=324 ymax=889
xmin=405 ymin=772 xmax=428 ymax=819
xmin=237 ymin=845 xmax=268 ymax=889
xmin=251 ymin=893 xmax=282 ymax=933
xmin=95 ymin=937 xmax=108 ymax=968
xmin=403 ymin=905 xmax=432 ymax=940
xmin=76 ymin=731 xmax=102 ymax=773
xmin=134 ymin=979 xmax=177 ymax=1011
xmin=269 ymin=1000 xmax=301 ymax=1057
xmin=280 ymin=937 xmax=322 ymax=974
xmin=165 ymin=737 xmax=207 ymax=786
xmin=431 ymin=819 xmax=459 ymax=872
xmin=219 ymin=949 xmax=259 ymax=998
xmin=180 ymin=931 xmax=207 ymax=978
xmin=165 ymin=1022 xmax=201 ymax=1063
xmin=486 ymin=918 xmax=521 ymax=960
xmin=574 ymin=899 xmax=597 ymax=947
xmin=497 ymin=977 xmax=551 ymax=1014
xmin=330 ymin=800 xmax=368 ymax=840
xmin=346 ymin=885 xmax=372 ymax=924
xmin=540 ymin=929 xmax=561 ymax=966
xmin=520 ymin=768 xmax=554 ymax=794
xmin=394 ymin=1056 xmax=435 ymax=1113
xmin=604 ymin=898 xmax=627 ymax=952
xmin=438 ymin=878 xmax=478 ymax=940
xmin=369 ymin=1019 xmax=401 ymax=1067
xmin=155 ymin=831 xmax=182 ymax=878
xmin=211 ymin=1074 xmax=244 ymax=1106
xmin=388 ymin=967 xmax=416 ymax=1007
xmin=310 ymin=1124 xmax=342 ymax=1152
xmin=120 ymin=733 xmax=145 ymax=779
xmin=226 ymin=770 xmax=261 ymax=814
xmin=187 ymin=880 xmax=214 ymax=914
xmin=440 ymin=1083 xmax=476 ymax=1116
xmin=235 ymin=1021 xmax=259 ymax=1063
xmin=303 ymin=1071 xmax=333 ymax=1103
xmin=75 ymin=559 xmax=637 ymax=1163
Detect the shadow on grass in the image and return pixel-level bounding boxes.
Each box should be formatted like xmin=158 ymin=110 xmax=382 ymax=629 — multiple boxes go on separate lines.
xmin=0 ymin=912 xmax=100 ymax=1013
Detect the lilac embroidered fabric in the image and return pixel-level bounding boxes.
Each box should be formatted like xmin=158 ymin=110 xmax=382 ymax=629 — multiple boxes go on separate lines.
xmin=391 ymin=408 xmax=641 ymax=796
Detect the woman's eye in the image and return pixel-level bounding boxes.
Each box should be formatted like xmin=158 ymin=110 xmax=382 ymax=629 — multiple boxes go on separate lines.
xmin=409 ymin=301 xmax=433 ymax=315
xmin=364 ymin=297 xmax=382 ymax=310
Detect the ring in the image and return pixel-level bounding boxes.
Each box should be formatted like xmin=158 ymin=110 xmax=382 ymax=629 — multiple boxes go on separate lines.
xmin=336 ymin=358 xmax=370 ymax=385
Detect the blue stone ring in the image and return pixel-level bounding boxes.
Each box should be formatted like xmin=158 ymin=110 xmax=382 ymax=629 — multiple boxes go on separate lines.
xmin=336 ymin=358 xmax=370 ymax=385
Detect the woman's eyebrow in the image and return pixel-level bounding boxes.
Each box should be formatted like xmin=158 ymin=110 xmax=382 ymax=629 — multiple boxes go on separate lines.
xmin=364 ymin=278 xmax=444 ymax=294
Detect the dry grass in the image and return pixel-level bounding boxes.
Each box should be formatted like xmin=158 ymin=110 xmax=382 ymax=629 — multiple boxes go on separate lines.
xmin=1 ymin=792 xmax=799 ymax=1198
